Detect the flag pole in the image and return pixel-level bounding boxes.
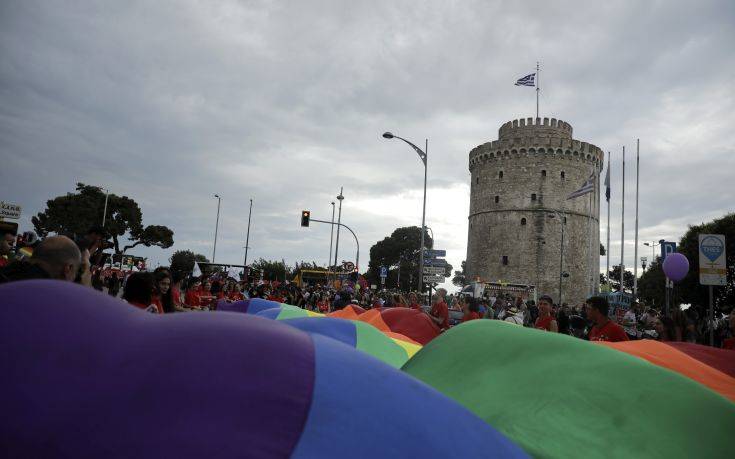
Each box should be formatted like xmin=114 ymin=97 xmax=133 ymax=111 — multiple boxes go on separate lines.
xmin=536 ymin=61 xmax=540 ymax=119
xmin=633 ymin=139 xmax=640 ymax=299
xmin=587 ymin=166 xmax=595 ymax=297
xmin=606 ymin=153 xmax=611 ymax=288
xmin=620 ymin=146 xmax=626 ymax=292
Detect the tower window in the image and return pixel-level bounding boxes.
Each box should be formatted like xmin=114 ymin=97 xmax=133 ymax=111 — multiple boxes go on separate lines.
xmin=502 ymin=256 xmax=508 ymax=266
xmin=561 ymin=171 xmax=565 ymax=179
xmin=541 ymin=170 xmax=547 ymax=177
xmin=531 ymin=193 xmax=537 ymax=201
xmin=494 ymin=195 xmax=499 ymax=203
xmin=476 ymin=176 xmax=479 ymax=184
xmin=521 ymin=218 xmax=527 ymax=226
xmin=499 ymin=171 xmax=504 ymax=179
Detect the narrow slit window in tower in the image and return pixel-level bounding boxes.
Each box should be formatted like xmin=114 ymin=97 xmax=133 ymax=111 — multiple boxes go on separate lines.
xmin=531 ymin=193 xmax=537 ymax=201
xmin=502 ymin=256 xmax=508 ymax=266
xmin=521 ymin=218 xmax=527 ymax=226
xmin=476 ymin=176 xmax=479 ymax=184
xmin=499 ymin=171 xmax=504 ymax=179
xmin=561 ymin=171 xmax=565 ymax=179
xmin=495 ymin=195 xmax=499 ymax=203
xmin=541 ymin=170 xmax=547 ymax=177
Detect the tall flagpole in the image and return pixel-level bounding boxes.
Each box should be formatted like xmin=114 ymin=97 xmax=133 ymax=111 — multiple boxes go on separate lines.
xmin=606 ymin=153 xmax=611 ymax=288
xmin=633 ymin=139 xmax=640 ymax=299
xmin=587 ymin=166 xmax=595 ymax=297
xmin=620 ymin=146 xmax=626 ymax=292
xmin=536 ymin=61 xmax=540 ymax=119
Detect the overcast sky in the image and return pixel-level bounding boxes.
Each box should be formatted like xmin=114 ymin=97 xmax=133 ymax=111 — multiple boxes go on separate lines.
xmin=2 ymin=0 xmax=734 ymax=289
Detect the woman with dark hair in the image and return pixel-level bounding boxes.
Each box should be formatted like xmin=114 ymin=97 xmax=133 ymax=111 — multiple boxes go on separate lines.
xmin=107 ymin=271 xmax=121 ymax=297
xmin=462 ymin=298 xmax=481 ymax=322
xmin=152 ymin=269 xmax=174 ymax=314
xmin=122 ymin=272 xmax=158 ymax=314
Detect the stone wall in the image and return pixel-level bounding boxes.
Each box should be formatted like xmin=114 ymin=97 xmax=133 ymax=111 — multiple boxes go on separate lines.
xmin=466 ymin=118 xmax=603 ymax=306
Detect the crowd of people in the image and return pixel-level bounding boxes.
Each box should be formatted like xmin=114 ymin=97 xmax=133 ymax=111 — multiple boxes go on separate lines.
xmin=2 ymin=224 xmax=734 ymax=349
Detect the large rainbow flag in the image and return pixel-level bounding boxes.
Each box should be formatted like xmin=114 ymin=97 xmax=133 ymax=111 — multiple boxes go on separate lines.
xmin=3 ymin=282 xmax=733 ymax=458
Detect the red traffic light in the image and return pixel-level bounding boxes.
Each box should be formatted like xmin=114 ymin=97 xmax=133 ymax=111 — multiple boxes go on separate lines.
xmin=301 ymin=210 xmax=311 ymax=227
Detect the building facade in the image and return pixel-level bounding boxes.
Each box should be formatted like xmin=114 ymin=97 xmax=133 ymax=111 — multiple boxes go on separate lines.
xmin=466 ymin=117 xmax=604 ymax=306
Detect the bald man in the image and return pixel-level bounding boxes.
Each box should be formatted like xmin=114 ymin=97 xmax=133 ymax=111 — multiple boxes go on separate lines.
xmin=0 ymin=235 xmax=83 ymax=284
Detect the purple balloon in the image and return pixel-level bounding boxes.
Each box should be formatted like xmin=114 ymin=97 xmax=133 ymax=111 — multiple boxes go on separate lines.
xmin=663 ymin=252 xmax=689 ymax=282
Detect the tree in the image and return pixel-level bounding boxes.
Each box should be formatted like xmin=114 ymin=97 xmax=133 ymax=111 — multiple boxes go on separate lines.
xmin=676 ymin=213 xmax=735 ymax=312
xmin=251 ymin=258 xmax=293 ymax=282
xmin=637 ymin=258 xmax=666 ymax=308
xmin=607 ymin=265 xmax=635 ymax=292
xmin=366 ymin=226 xmax=433 ymax=292
xmin=170 ymin=250 xmax=209 ymax=274
xmin=600 ymin=243 xmax=606 ymax=256
xmin=453 ymin=261 xmax=467 ymax=287
xmin=32 ymin=183 xmax=174 ymax=255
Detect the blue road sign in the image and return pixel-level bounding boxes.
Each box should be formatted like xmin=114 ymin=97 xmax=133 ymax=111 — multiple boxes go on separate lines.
xmin=424 ymin=249 xmax=446 ymax=258
xmin=661 ymin=242 xmax=677 ymax=261
xmin=380 ymin=266 xmax=388 ymax=278
xmin=423 ymin=258 xmax=448 ymax=267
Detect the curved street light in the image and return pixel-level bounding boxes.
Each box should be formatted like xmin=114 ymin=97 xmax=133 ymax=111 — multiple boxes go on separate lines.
xmin=383 ymin=132 xmax=428 ymax=298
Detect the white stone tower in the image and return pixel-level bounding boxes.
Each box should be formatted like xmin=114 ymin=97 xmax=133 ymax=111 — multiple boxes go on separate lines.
xmin=466 ymin=117 xmax=604 ymax=306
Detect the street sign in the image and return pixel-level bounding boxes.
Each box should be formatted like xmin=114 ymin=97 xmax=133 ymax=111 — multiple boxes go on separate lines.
xmin=379 ymin=266 xmax=387 ymax=278
xmin=699 ymin=234 xmax=727 ymax=286
xmin=423 ymin=249 xmax=446 ymax=258
xmin=423 ymin=266 xmax=447 ymax=275
xmin=423 ymin=258 xmax=448 ymax=267
xmin=0 ymin=201 xmax=21 ymax=219
xmin=661 ymin=242 xmax=676 ymax=261
xmin=423 ymin=275 xmax=445 ymax=283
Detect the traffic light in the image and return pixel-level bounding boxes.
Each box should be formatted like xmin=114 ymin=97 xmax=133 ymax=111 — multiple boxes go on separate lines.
xmin=301 ymin=210 xmax=311 ymax=227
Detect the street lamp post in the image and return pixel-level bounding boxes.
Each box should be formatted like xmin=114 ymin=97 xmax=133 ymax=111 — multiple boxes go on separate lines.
xmin=548 ymin=211 xmax=566 ymax=305
xmin=643 ymin=241 xmax=661 ymax=264
xmin=383 ymin=132 xmax=428 ymax=299
xmin=334 ymin=188 xmax=344 ymax=268
xmin=243 ymin=198 xmax=253 ymax=270
xmin=212 ymin=194 xmax=221 ymax=262
xmin=329 ymin=201 xmax=335 ymax=277
xmin=101 ymin=189 xmax=109 ymax=227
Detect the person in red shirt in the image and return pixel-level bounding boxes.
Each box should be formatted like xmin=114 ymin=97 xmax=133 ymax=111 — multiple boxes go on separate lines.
xmin=407 ymin=292 xmax=422 ymax=311
xmin=122 ymin=272 xmax=159 ymax=314
xmin=534 ymin=295 xmax=559 ymax=332
xmin=185 ymin=279 xmax=203 ymax=308
xmin=428 ymin=288 xmax=450 ymax=330
xmin=462 ymin=298 xmax=481 ymax=322
xmin=587 ymin=296 xmax=629 ymax=342
xmin=226 ymin=282 xmax=244 ymax=301
xmin=316 ymin=293 xmax=330 ymax=313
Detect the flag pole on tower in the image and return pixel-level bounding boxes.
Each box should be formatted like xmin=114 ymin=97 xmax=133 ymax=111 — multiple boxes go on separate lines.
xmin=536 ymin=61 xmax=540 ymax=118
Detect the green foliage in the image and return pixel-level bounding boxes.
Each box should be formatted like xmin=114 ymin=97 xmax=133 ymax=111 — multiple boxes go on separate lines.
xmin=606 ymin=265 xmax=635 ymax=292
xmin=676 ymin=213 xmax=735 ymax=311
xmin=32 ymin=183 xmax=174 ymax=254
xmin=600 ymin=243 xmax=606 ymax=256
xmin=366 ymin=226 xmax=434 ymax=291
xmin=251 ymin=258 xmax=293 ymax=282
xmin=453 ymin=260 xmax=467 ymax=287
xmin=637 ymin=257 xmax=666 ymax=308
xmin=170 ymin=250 xmax=209 ymax=274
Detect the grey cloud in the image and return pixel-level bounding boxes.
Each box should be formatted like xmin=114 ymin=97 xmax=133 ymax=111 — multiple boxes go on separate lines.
xmin=1 ymin=0 xmax=734 ymax=282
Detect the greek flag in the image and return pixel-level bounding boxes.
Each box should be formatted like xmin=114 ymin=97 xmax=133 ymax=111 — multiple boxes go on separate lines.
xmin=515 ymin=73 xmax=536 ymax=87
xmin=567 ymin=173 xmax=595 ymax=200
xmin=604 ymin=163 xmax=610 ymax=202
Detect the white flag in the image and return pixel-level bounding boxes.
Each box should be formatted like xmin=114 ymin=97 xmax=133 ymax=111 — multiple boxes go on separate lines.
xmin=192 ymin=262 xmax=202 ymax=277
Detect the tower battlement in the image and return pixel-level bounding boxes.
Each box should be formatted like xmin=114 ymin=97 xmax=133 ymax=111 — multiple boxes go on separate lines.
xmin=499 ymin=117 xmax=573 ymax=141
